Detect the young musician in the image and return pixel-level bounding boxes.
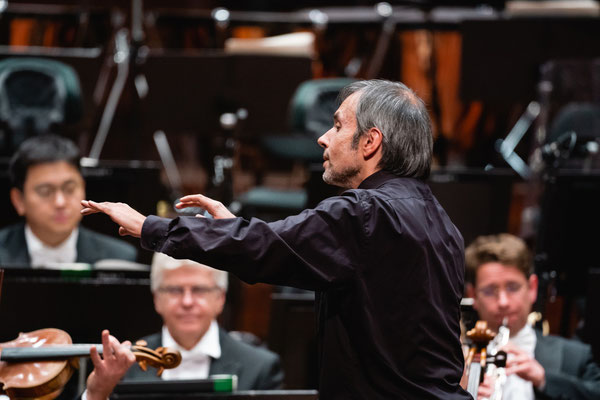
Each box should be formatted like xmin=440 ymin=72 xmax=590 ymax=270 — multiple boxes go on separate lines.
xmin=465 ymin=233 xmax=600 ymax=400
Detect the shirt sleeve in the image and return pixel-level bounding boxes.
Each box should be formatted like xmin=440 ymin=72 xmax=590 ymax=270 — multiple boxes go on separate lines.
xmin=140 ymin=192 xmax=369 ymax=291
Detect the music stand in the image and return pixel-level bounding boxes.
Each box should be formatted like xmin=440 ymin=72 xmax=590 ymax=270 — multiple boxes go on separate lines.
xmin=268 ymin=292 xmax=317 ymax=390
xmin=0 ymin=267 xmax=161 ymax=344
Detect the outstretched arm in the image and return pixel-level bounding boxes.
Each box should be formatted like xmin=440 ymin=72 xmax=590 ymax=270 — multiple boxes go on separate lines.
xmin=81 ymin=200 xmax=147 ymax=237
xmin=85 ymin=330 xmax=136 ymax=400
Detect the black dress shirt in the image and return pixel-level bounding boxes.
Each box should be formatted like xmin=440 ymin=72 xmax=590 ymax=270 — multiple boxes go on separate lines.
xmin=141 ymin=170 xmax=471 ymax=399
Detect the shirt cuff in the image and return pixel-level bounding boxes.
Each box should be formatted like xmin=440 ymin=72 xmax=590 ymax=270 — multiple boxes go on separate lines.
xmin=140 ymin=215 xmax=172 ymax=251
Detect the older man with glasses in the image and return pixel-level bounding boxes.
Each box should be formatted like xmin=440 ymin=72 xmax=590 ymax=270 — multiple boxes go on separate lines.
xmin=465 ymin=233 xmax=600 ymax=400
xmin=121 ymin=252 xmax=283 ymax=390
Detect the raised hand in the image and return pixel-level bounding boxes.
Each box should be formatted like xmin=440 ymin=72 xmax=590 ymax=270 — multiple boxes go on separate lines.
xmin=81 ymin=200 xmax=146 ymax=237
xmin=176 ymin=194 xmax=235 ymax=219
xmin=86 ymin=330 xmax=136 ymax=400
xmin=503 ymin=342 xmax=546 ymax=388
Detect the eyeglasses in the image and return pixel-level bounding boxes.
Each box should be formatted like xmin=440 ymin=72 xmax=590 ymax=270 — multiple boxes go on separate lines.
xmin=33 ymin=180 xmax=82 ymax=199
xmin=477 ymin=282 xmax=524 ymax=298
xmin=157 ymin=285 xmax=220 ymax=299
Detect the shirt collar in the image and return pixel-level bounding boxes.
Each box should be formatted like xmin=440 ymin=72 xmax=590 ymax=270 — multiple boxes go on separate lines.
xmin=358 ymin=170 xmax=402 ymax=190
xmin=162 ymin=320 xmax=221 ymax=359
xmin=25 ymin=224 xmax=78 ymax=268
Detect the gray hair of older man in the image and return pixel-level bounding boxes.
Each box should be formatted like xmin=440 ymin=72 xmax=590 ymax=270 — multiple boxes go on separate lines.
xmin=150 ymin=252 xmax=228 ymax=293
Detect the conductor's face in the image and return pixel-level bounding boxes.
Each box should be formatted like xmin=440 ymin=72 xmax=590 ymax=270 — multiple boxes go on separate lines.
xmin=10 ymin=161 xmax=85 ymax=246
xmin=154 ymin=265 xmax=225 ymax=349
xmin=318 ymin=92 xmax=363 ymax=189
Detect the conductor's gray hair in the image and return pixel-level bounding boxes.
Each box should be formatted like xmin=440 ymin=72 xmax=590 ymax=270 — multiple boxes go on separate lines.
xmin=338 ymin=79 xmax=433 ymax=180
xmin=150 ymin=252 xmax=228 ymax=292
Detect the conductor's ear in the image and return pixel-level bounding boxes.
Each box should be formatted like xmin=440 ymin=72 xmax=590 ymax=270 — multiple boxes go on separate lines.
xmin=362 ymin=127 xmax=383 ymax=159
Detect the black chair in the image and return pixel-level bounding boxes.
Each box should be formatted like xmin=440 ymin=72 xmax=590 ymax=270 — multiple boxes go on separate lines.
xmin=0 ymin=57 xmax=83 ymax=155
xmin=236 ymin=78 xmax=354 ymax=220
xmin=533 ymin=58 xmax=600 ymax=337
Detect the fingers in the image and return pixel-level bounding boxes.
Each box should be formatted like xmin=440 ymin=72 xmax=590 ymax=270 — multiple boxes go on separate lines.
xmin=112 ymin=338 xmax=136 ymax=366
xmin=101 ymin=329 xmax=119 ymax=360
xmin=178 ymin=194 xmax=235 ymax=219
xmin=86 ymin=330 xmax=136 ymax=400
xmin=503 ymin=350 xmax=545 ymax=386
xmin=81 ymin=200 xmax=107 ymax=215
xmin=119 ymin=226 xmax=137 ymax=237
xmin=178 ymin=195 xmax=218 ymax=211
xmin=506 ymin=361 xmax=534 ymax=379
xmin=100 ymin=330 xmax=136 ymax=366
xmin=81 ymin=200 xmax=100 ymax=215
xmin=177 ymin=194 xmax=210 ymax=208
xmin=81 ymin=208 xmax=100 ymax=216
xmin=101 ymin=329 xmax=111 ymax=353
xmin=90 ymin=345 xmax=102 ymax=369
xmin=81 ymin=201 xmax=144 ymax=237
xmin=89 ymin=329 xmax=110 ymax=369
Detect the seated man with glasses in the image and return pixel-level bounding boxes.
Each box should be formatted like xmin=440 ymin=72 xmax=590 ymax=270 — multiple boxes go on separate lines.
xmin=0 ymin=134 xmax=136 ymax=267
xmin=122 ymin=252 xmax=283 ymax=390
xmin=465 ymin=233 xmax=600 ymax=400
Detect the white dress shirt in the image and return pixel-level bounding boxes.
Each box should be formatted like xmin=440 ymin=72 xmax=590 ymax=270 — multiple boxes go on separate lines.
xmin=502 ymin=324 xmax=537 ymax=400
xmin=25 ymin=225 xmax=78 ymax=268
xmin=161 ymin=320 xmax=222 ymax=380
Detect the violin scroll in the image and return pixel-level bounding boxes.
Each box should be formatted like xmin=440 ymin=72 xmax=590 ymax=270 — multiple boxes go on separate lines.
xmin=464 ymin=320 xmax=497 ymax=398
xmin=132 ymin=340 xmax=182 ymax=376
xmin=467 ymin=320 xmax=496 ymax=346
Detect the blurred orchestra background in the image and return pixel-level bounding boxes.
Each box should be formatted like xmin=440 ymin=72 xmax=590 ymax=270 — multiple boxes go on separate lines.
xmin=0 ymin=0 xmax=600 ymax=392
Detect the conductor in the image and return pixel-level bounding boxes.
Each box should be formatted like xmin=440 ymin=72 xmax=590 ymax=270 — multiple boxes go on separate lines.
xmin=81 ymin=80 xmax=471 ymax=399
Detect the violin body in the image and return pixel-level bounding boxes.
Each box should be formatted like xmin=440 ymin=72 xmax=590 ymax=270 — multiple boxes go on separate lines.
xmin=0 ymin=329 xmax=77 ymax=400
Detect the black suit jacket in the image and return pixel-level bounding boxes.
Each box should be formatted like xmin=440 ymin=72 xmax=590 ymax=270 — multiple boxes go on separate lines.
xmin=0 ymin=222 xmax=137 ymax=266
xmin=535 ymin=330 xmax=600 ymax=400
xmin=123 ymin=328 xmax=283 ymax=390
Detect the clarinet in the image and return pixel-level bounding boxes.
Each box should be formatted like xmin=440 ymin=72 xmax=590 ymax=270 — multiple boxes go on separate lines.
xmin=487 ymin=318 xmax=510 ymax=400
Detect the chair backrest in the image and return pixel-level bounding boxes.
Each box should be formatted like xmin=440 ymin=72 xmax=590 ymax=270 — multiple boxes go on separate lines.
xmin=537 ymin=59 xmax=600 ymax=169
xmin=260 ymin=78 xmax=356 ymax=163
xmin=0 ymin=57 xmax=82 ymax=154
xmin=289 ymin=77 xmax=356 ymax=140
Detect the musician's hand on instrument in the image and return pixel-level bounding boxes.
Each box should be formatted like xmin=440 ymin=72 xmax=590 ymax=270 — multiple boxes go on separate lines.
xmin=477 ymin=374 xmax=495 ymax=399
xmin=81 ymin=200 xmax=146 ymax=237
xmin=503 ymin=342 xmax=546 ymax=388
xmin=176 ymin=194 xmax=235 ymax=219
xmin=86 ymin=330 xmax=136 ymax=400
